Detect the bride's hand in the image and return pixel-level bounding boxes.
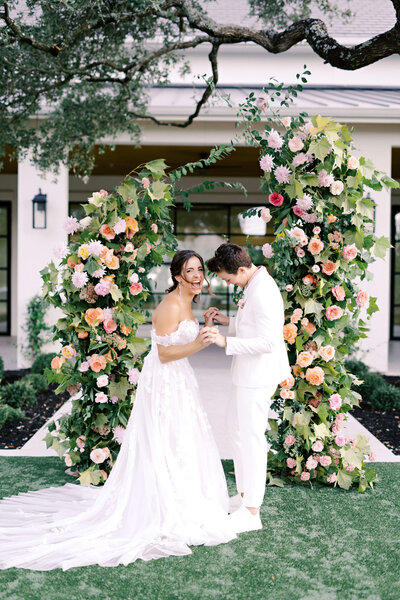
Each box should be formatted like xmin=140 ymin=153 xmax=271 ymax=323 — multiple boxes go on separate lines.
xmin=203 ymin=307 xmax=229 ymax=327
xmin=198 ymin=326 xmax=218 ymax=347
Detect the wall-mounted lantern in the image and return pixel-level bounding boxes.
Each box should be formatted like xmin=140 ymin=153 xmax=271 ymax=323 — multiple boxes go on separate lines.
xmin=32 ymin=188 xmax=47 ymax=229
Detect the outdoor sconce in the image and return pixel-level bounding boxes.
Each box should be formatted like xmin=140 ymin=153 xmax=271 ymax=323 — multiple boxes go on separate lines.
xmin=32 ymin=188 xmax=47 ymax=229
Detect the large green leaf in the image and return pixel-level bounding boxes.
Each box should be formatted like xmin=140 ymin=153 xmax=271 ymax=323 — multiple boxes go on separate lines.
xmin=148 ymin=181 xmax=169 ymax=201
xmin=145 ymin=158 xmax=169 ymax=177
xmin=337 ymin=470 xmax=353 ymax=490
xmin=304 ymin=298 xmax=324 ymax=321
xmin=127 ymin=337 xmax=150 ymax=355
xmin=78 ymin=467 xmax=102 ymax=486
xmin=308 ymin=137 xmax=331 ymax=162
xmin=108 ymin=379 xmax=132 ymax=402
xmin=372 ymin=236 xmax=392 ymax=259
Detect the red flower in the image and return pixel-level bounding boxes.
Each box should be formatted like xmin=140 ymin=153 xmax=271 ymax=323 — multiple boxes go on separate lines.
xmin=269 ymin=192 xmax=284 ymax=207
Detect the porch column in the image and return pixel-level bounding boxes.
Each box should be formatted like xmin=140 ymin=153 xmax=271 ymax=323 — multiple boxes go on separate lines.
xmin=17 ymin=155 xmax=68 ymax=368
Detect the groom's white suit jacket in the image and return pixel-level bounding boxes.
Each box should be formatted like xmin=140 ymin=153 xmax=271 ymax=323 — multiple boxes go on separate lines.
xmin=225 ymin=267 xmax=291 ymax=389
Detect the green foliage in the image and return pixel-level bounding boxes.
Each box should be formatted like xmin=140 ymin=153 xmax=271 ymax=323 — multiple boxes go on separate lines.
xmin=21 ymin=295 xmax=51 ymax=362
xmin=0 ymin=356 xmax=3 ymax=381
xmin=248 ymin=0 xmax=353 ymax=29
xmin=22 ymin=373 xmax=48 ymax=395
xmin=31 ymin=352 xmax=57 ymax=375
xmin=346 ymin=360 xmax=400 ymax=411
xmin=1 ymin=380 xmax=37 ymax=409
xmin=0 ymin=404 xmax=26 ymax=431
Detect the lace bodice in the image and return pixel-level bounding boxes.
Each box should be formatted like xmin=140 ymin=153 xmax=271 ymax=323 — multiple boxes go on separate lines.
xmin=151 ymin=319 xmax=199 ymax=347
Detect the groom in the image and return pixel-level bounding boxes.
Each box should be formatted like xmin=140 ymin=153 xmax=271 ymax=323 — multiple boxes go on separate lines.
xmin=204 ymin=243 xmax=290 ymax=534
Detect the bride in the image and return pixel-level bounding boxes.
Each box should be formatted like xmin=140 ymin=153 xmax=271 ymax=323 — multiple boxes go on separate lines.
xmin=0 ymin=250 xmax=236 ymax=571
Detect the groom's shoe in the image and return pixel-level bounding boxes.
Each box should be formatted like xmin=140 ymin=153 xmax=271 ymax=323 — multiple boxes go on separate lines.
xmin=228 ymin=494 xmax=243 ymax=514
xmin=228 ymin=505 xmax=262 ymax=534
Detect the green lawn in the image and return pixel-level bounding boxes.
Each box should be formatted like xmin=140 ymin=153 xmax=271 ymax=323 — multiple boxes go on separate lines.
xmin=0 ymin=458 xmax=399 ymax=600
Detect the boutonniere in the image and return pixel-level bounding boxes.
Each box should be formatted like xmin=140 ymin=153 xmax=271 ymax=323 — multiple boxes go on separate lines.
xmin=237 ymin=298 xmax=246 ymax=309
xmin=233 ymin=286 xmax=245 ymax=309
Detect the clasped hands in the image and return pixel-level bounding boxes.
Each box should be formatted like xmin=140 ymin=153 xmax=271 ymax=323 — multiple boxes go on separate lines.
xmin=198 ymin=307 xmax=229 ymax=348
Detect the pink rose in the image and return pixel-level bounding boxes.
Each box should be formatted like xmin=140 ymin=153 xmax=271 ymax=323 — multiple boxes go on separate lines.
xmin=308 ymin=237 xmax=324 ymax=256
xmin=319 ymin=455 xmax=332 ymax=467
xmin=329 ymin=393 xmax=342 ymax=410
xmin=296 ymin=247 xmax=305 ymax=258
xmin=269 ymin=192 xmax=284 ymax=207
xmin=142 ymin=177 xmax=150 ymax=188
xmin=262 ymin=243 xmax=274 ymax=259
xmin=306 ymin=456 xmax=318 ymax=470
xmin=99 ymin=189 xmax=108 ymax=197
xmin=151 ymin=223 xmax=158 ymax=234
xmin=129 ymin=282 xmax=143 ymax=295
xmin=356 ymin=291 xmax=369 ymax=306
xmin=325 ymin=305 xmax=343 ymax=321
xmin=293 ymin=206 xmax=306 ymax=218
xmin=300 ymin=471 xmax=310 ymax=482
xmin=90 ymin=448 xmax=108 ymax=464
xmin=64 ymin=454 xmax=73 ymax=467
xmin=342 ymin=244 xmax=358 ymax=261
xmin=285 ymin=284 xmax=293 ymax=292
xmin=327 ymin=473 xmax=337 ymax=483
xmin=95 ymin=391 xmax=108 ymax=404
xmin=321 ymin=261 xmax=336 ymax=276
xmin=332 ymin=285 xmax=346 ymax=301
xmin=94 ymin=279 xmax=112 ymax=296
xmin=285 ymin=435 xmax=296 ymax=447
xmin=287 ymin=458 xmax=297 ymax=468
xmin=334 ymin=435 xmax=346 ymax=447
xmin=103 ymin=319 xmax=118 ymax=334
xmin=288 ymin=136 xmax=304 ymax=152
xmin=76 ymin=435 xmax=86 ymax=449
xmin=330 ymin=180 xmax=344 ymax=196
xmin=345 ymin=465 xmax=355 ymax=472
xmin=312 ymin=441 xmax=324 ymax=452
xmin=291 ymin=308 xmax=303 ymax=324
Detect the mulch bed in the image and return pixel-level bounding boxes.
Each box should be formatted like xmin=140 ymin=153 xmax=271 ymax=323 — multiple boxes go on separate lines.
xmin=0 ymin=370 xmax=69 ymax=450
xmin=1 ymin=370 xmax=400 ymax=454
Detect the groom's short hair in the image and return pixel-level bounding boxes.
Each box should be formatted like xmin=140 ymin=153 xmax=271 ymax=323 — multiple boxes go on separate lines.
xmin=207 ymin=243 xmax=252 ymax=274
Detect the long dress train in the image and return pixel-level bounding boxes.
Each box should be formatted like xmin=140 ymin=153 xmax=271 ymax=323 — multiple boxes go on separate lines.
xmin=0 ymin=320 xmax=235 ymax=570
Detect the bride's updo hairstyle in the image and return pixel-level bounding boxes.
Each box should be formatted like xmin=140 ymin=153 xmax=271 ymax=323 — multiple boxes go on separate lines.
xmin=207 ymin=243 xmax=251 ymax=274
xmin=166 ymin=250 xmax=211 ymax=302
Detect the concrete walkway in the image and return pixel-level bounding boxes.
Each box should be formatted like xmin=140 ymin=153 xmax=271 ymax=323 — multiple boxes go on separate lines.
xmin=1 ymin=333 xmax=399 ymax=462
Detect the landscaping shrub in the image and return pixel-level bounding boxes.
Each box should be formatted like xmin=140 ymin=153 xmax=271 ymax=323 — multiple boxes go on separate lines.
xmin=345 ymin=359 xmax=400 ymax=411
xmin=31 ymin=352 xmax=57 ymax=375
xmin=0 ymin=404 xmax=26 ymax=430
xmin=22 ymin=373 xmax=48 ymax=394
xmin=0 ymin=356 xmax=4 ymax=381
xmin=1 ymin=380 xmax=37 ymax=409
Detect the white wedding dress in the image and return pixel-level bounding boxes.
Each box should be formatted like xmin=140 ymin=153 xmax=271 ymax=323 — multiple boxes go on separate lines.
xmin=0 ymin=320 xmax=235 ymax=571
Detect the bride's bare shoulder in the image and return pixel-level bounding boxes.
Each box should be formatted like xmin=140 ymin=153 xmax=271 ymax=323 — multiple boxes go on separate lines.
xmin=152 ymin=295 xmax=181 ymax=336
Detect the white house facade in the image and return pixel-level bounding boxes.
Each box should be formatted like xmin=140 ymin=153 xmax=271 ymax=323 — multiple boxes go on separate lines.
xmin=0 ymin=0 xmax=399 ymax=373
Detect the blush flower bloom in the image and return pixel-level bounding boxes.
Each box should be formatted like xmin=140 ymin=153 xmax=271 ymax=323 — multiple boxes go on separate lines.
xmin=260 ymin=207 xmax=272 ymax=223
xmin=296 ymin=351 xmax=314 ymax=368
xmin=318 ymin=169 xmax=334 ymax=187
xmin=330 ymin=180 xmax=344 ymax=196
xmin=312 ymin=441 xmax=324 ymax=452
xmin=356 ymin=290 xmax=369 ymax=306
xmin=321 ymin=261 xmax=336 ymax=276
xmin=90 ymin=448 xmax=108 ymax=464
xmin=259 ymin=155 xmax=274 ymax=172
xmin=288 ymin=136 xmax=304 ymax=152
xmin=325 ymin=305 xmax=343 ymax=321
xmin=342 ymin=244 xmax=358 ymax=261
xmin=97 ymin=374 xmax=109 ymax=388
xmin=300 ymin=471 xmax=310 ymax=482
xmin=267 ymin=129 xmax=284 ymax=150
xmin=65 ymin=216 xmax=80 ymax=234
xmin=94 ymin=279 xmax=112 ymax=296
xmin=95 ymin=391 xmax=108 ymax=404
xmin=274 ymin=166 xmax=292 ymax=184
xmin=293 ymin=153 xmax=309 ymax=167
xmin=285 ymin=435 xmax=296 ymax=447
xmin=318 ymin=345 xmax=335 ymax=361
xmin=332 ymin=285 xmax=346 ymax=301
xmin=334 ymin=435 xmax=346 ymax=447
xmin=347 ymin=156 xmax=360 ymax=170
xmin=308 ymin=237 xmax=325 ymax=256
xmin=262 ymin=243 xmax=274 ymax=258
xmin=283 ymin=323 xmax=298 ymax=344
xmin=103 ymin=319 xmax=118 ymax=334
xmin=72 ymin=271 xmax=89 ymax=289
xmin=306 ymin=456 xmax=318 ymax=470
xmin=128 ymin=367 xmax=140 ymax=385
xmin=327 ymin=473 xmax=337 ymax=483
xmin=296 ymin=194 xmax=313 ymax=211
xmin=287 ymin=457 xmax=297 ymax=468
xmin=329 ymin=393 xmax=342 ymax=410
xmin=319 ymin=455 xmax=332 ymax=467
xmin=113 ymin=425 xmax=126 ymax=444
xmin=305 ymin=366 xmax=325 ymax=386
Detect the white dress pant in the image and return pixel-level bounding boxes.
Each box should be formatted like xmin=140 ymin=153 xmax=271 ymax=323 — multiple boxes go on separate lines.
xmin=227 ymin=384 xmax=276 ymax=508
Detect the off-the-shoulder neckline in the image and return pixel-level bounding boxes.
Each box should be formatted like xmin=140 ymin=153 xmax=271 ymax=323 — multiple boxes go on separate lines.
xmin=151 ymin=319 xmax=198 ymax=338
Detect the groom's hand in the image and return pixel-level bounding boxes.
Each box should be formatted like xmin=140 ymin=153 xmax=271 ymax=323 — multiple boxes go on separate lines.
xmin=203 ymin=307 xmax=229 ymax=327
xmin=198 ymin=326 xmax=218 ymax=347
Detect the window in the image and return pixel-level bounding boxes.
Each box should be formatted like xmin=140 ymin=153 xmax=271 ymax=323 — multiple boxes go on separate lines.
xmin=0 ymin=202 xmax=11 ymax=335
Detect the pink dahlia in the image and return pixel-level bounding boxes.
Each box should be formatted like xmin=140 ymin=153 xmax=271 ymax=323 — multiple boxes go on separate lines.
xmin=262 ymin=243 xmax=274 ymax=258
xmin=112 ymin=425 xmax=126 ymax=444
xmin=65 ymin=216 xmax=80 ymax=234
xmin=318 ymin=169 xmax=334 ymax=187
xmin=274 ymin=166 xmax=292 ymax=184
xmin=128 ymin=367 xmax=140 ymax=385
xmin=267 ymin=129 xmax=284 ymax=150
xmin=259 ymin=155 xmax=274 ymax=172
xmin=72 ymin=271 xmax=89 ymax=289
xmin=296 ymin=194 xmax=313 ymax=211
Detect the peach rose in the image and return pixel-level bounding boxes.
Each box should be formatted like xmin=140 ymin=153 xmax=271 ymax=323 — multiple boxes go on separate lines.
xmin=308 ymin=237 xmax=325 ymax=256
xmin=67 ymin=256 xmax=80 ymax=268
xmin=327 ymin=214 xmax=338 ymax=224
xmin=356 ymin=290 xmax=369 ymax=306
xmin=283 ymin=322 xmax=298 ymax=345
xmin=120 ymin=324 xmax=131 ymax=336
xmin=342 ymin=244 xmax=357 ymax=261
xmin=105 ymin=254 xmax=120 ymax=270
xmin=129 ymin=282 xmax=143 ymax=296
xmin=318 ymin=345 xmax=335 ymax=361
xmin=125 ymin=217 xmax=139 ymax=239
xmin=280 ymin=375 xmax=295 ymax=389
xmin=104 ymin=348 xmax=118 ymax=363
xmin=51 ymin=356 xmax=66 ymax=373
xmin=325 ymin=305 xmax=343 ymax=321
xmin=89 ymin=354 xmax=107 ymax=373
xmin=321 ymin=261 xmax=336 ymax=276
xmin=290 ymin=308 xmax=303 ymax=324
xmin=332 ymin=285 xmax=345 ymax=301
xmin=292 ymin=365 xmax=302 ymax=377
xmin=296 ymin=351 xmax=314 ymax=368
xmin=76 ymin=329 xmax=89 ymax=339
xmin=99 ymin=224 xmax=116 ymax=241
xmin=303 ymin=321 xmax=317 ymax=336
xmin=305 ymin=366 xmax=325 ymax=386
xmin=85 ymin=307 xmax=104 ymax=327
